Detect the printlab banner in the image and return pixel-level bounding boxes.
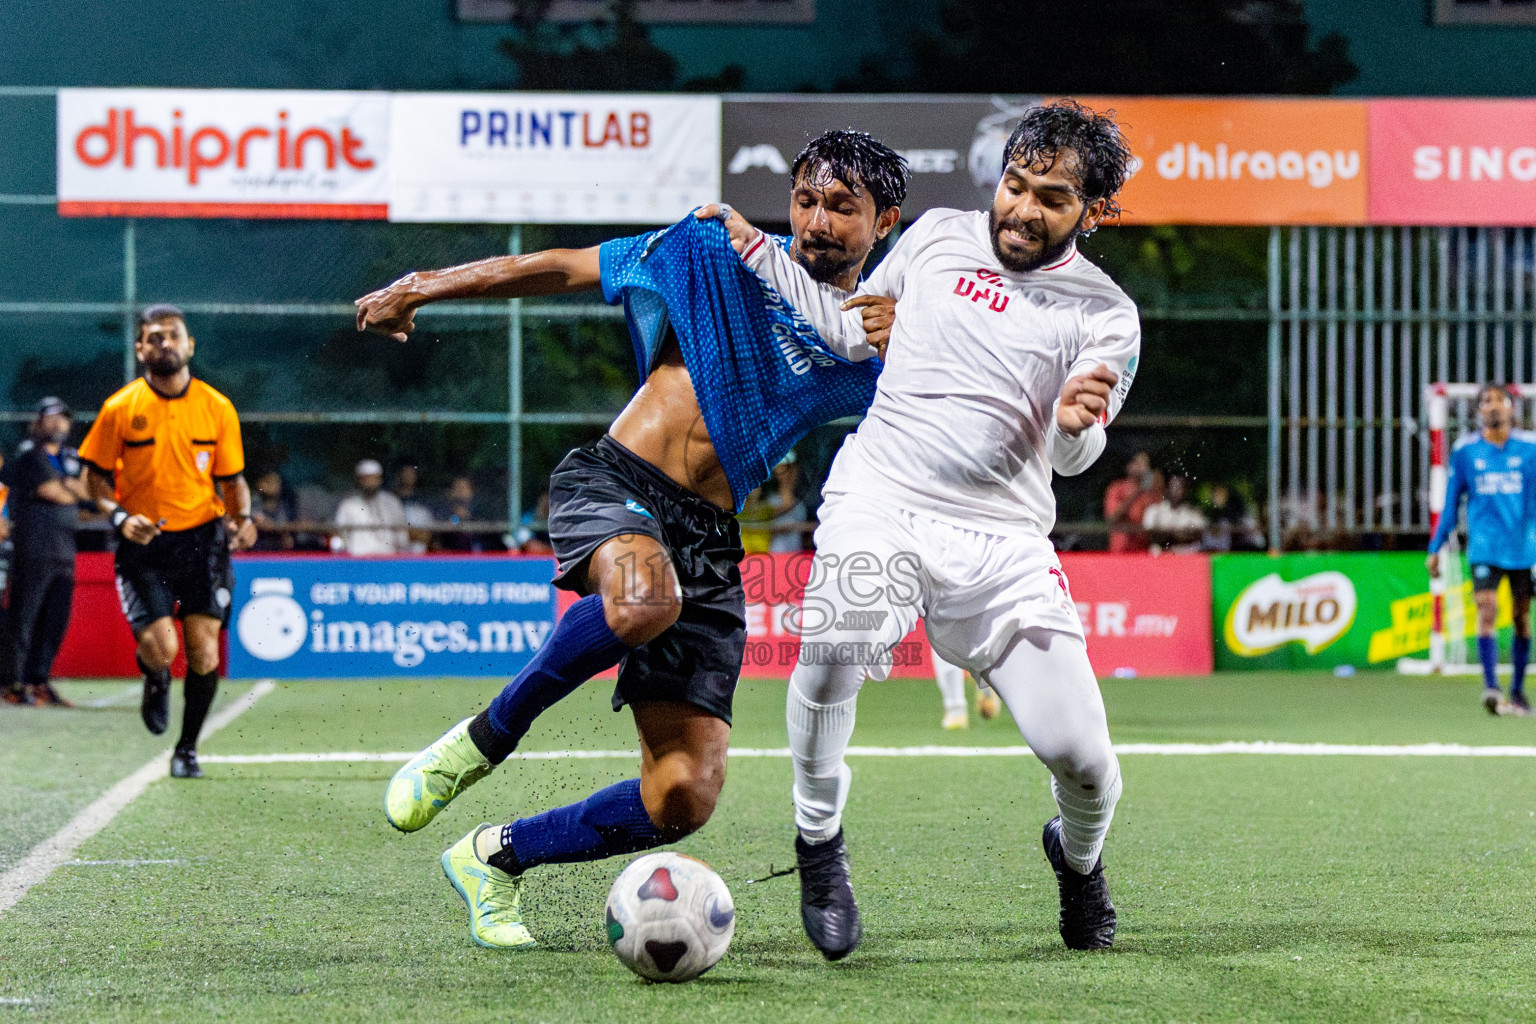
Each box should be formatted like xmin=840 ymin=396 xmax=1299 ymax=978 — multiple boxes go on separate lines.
xmin=1211 ymin=552 xmax=1518 ymax=671
xmin=732 ymin=552 xmax=1212 ymax=680
xmin=389 ymin=93 xmax=721 ymax=223
xmin=228 ymin=557 xmax=557 ymax=679
xmin=57 ymin=88 xmax=390 ymax=218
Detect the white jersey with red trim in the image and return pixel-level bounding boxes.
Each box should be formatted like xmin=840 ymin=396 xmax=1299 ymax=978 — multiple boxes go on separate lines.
xmin=745 ymin=207 xmax=1141 ymax=537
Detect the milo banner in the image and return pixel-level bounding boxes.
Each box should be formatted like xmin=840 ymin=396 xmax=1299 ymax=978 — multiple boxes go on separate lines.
xmin=1213 ymin=552 xmax=1516 ymax=671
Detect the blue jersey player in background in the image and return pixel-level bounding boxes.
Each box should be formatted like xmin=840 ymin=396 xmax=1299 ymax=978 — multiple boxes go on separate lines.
xmin=354 ymin=131 xmax=908 ymax=948
xmin=1427 ymin=383 xmax=1536 ymax=716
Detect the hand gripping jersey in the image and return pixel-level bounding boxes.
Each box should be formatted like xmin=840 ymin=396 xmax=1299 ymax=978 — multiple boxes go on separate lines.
xmin=1427 ymin=432 xmax=1536 ymax=569
xmin=746 ymin=208 xmax=1141 ymax=537
xmin=78 ymin=377 xmax=245 ymax=531
xmin=599 ymin=215 xmax=881 ymax=512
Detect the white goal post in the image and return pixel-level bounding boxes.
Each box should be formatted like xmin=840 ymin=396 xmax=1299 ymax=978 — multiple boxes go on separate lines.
xmin=1398 ymin=382 xmax=1531 ymax=676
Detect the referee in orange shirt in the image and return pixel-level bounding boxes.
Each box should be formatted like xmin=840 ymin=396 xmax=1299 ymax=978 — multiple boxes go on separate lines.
xmin=79 ymin=304 xmax=257 ymax=778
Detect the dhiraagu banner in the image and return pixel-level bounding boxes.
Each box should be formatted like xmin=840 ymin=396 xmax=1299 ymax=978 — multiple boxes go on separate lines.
xmin=1212 ymin=552 xmax=1518 ymax=671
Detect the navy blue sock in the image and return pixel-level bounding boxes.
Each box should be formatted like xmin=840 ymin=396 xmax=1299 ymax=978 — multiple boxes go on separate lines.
xmin=1512 ymin=636 xmax=1530 ymax=698
xmin=1478 ymin=635 xmax=1500 ymax=692
xmin=488 ymin=778 xmax=664 ymax=875
xmin=467 ymin=594 xmax=630 ymax=763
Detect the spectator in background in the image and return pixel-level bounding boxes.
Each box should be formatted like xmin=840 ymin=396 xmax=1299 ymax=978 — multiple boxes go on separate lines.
xmin=250 ymin=469 xmax=299 ymax=551
xmin=1 ymin=398 xmax=93 ymax=706
xmin=392 ymin=459 xmax=435 ymax=554
xmin=333 ymin=458 xmax=408 ymax=556
xmin=1202 ymin=483 xmax=1266 ymax=552
xmin=765 ymin=452 xmax=811 ymax=553
xmin=1142 ymin=474 xmax=1207 ymax=554
xmin=438 ymin=474 xmax=483 ymax=553
xmin=1103 ymin=451 xmax=1161 ymax=552
xmin=0 ymin=450 xmax=15 ymax=703
xmin=513 ymin=491 xmax=553 ymax=554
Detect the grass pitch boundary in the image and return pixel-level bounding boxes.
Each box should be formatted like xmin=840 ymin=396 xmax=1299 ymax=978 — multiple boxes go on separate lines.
xmin=0 ymin=680 xmax=274 ymax=917
xmin=198 ymin=739 xmax=1536 ymax=765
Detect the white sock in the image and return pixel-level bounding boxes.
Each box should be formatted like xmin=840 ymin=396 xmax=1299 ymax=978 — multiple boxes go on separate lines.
xmin=1052 ymin=768 xmax=1122 ymax=875
xmin=934 ymin=658 xmax=967 ymax=715
xmin=787 ymin=683 xmax=858 ymax=843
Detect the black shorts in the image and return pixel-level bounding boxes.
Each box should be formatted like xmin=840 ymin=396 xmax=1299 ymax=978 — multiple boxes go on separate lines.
xmin=115 ymin=519 xmax=235 ymax=633
xmin=1470 ymin=563 xmax=1534 ymax=599
xmin=548 ymin=435 xmax=746 ymax=724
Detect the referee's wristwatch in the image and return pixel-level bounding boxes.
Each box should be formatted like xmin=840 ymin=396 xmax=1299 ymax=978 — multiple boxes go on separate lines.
xmin=110 ymin=507 xmax=131 ymax=532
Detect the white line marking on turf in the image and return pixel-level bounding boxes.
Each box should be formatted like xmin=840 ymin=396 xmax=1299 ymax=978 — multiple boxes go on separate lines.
xmin=61 ymin=859 xmax=188 ymax=867
xmin=199 ymin=739 xmax=1536 ymax=765
xmin=83 ymin=684 xmax=141 ymax=708
xmin=0 ymin=680 xmax=275 ymax=917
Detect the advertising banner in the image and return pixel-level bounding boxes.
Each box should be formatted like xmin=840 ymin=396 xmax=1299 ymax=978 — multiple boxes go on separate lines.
xmin=57 ymin=89 xmax=390 ymax=219
xmin=389 ymin=93 xmax=721 ymax=223
xmin=1212 ymin=552 xmax=1514 ymax=671
xmin=227 ymin=556 xmax=557 ymax=679
xmin=722 ymin=96 xmax=1040 ymax=223
xmin=1368 ymin=99 xmax=1536 ymax=225
xmin=734 ymin=552 xmax=1212 ymax=680
xmin=1105 ymin=98 xmax=1369 ymax=226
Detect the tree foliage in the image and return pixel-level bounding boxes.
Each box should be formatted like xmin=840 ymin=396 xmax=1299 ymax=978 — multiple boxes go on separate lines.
xmin=839 ymin=0 xmax=1356 ymax=96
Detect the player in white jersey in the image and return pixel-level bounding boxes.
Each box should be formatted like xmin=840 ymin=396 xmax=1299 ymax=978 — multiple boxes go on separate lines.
xmin=711 ymin=100 xmax=1138 ymax=959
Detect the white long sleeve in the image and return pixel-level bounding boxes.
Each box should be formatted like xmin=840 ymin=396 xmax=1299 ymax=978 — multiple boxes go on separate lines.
xmin=1046 ymin=409 xmax=1107 ymax=476
xmin=740 ymin=233 xmax=875 ymax=360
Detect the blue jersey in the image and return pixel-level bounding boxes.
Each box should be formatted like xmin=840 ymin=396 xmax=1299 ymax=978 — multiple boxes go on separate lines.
xmin=1427 ymin=432 xmax=1536 ymax=569
xmin=599 ymin=216 xmax=881 ymax=512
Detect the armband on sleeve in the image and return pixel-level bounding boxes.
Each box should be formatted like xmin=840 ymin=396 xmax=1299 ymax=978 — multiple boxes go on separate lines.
xmin=1047 ymin=403 xmax=1107 ymax=477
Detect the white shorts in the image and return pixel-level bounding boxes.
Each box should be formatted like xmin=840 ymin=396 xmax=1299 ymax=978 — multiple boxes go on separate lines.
xmin=799 ymin=494 xmax=1085 ymax=681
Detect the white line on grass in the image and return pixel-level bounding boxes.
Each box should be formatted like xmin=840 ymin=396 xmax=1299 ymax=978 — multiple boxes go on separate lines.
xmin=199 ymin=739 xmax=1536 ymax=765
xmin=62 ymin=859 xmax=188 ymax=867
xmin=0 ymin=680 xmax=275 ymax=917
xmin=82 ymin=684 xmax=141 ymax=709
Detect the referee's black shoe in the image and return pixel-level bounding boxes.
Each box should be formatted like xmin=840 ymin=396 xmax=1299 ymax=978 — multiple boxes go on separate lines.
xmin=141 ymin=668 xmax=170 ymax=735
xmin=796 ymin=829 xmax=862 ymax=961
xmin=1042 ymin=816 xmax=1116 ymax=950
xmin=170 ymin=748 xmax=203 ymax=779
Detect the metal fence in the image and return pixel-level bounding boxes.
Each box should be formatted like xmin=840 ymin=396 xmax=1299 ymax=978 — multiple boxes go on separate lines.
xmin=1268 ymin=226 xmax=1536 ymax=549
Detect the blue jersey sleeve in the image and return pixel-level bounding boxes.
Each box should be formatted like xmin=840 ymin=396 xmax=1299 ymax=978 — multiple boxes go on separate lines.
xmin=598 ymin=232 xmax=655 ymax=306
xmin=1428 ymin=446 xmax=1468 ymax=554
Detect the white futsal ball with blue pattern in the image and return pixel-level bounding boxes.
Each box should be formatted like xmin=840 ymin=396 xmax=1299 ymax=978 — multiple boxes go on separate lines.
xmin=605 ymin=852 xmax=735 ymax=983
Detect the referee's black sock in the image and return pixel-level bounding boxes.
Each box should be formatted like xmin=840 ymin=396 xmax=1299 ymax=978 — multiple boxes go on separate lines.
xmin=136 ymin=654 xmax=170 ymax=686
xmin=177 ymin=669 xmax=219 ymax=752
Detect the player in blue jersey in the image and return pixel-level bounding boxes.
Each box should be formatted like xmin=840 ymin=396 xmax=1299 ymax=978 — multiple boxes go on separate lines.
xmin=1427 ymin=384 xmax=1536 ymax=716
xmin=353 ymin=131 xmax=908 ymax=948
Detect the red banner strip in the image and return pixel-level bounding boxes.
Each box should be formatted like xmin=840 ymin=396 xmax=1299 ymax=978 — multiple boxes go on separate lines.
xmin=57 ymin=201 xmax=389 ymax=220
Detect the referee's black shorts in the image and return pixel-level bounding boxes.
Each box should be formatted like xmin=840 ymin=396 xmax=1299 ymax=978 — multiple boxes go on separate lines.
xmin=1470 ymin=563 xmax=1535 ymax=600
xmin=115 ymin=518 xmax=235 ymax=632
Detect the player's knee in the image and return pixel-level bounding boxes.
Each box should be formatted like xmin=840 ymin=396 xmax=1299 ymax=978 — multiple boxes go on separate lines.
xmin=186 ymin=643 xmax=219 ymax=676
xmin=644 ymin=761 xmax=724 ymax=837
xmin=1042 ymin=745 xmax=1117 ymax=796
xmin=137 ymin=629 xmax=176 ymax=670
xmin=603 ymin=590 xmax=681 ymax=646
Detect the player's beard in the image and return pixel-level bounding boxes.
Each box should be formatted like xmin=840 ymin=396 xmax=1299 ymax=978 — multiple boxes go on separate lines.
xmin=793 ymin=235 xmax=860 ymax=285
xmin=143 ymin=350 xmax=187 ymax=376
xmin=989 ymin=208 xmax=1081 ymax=273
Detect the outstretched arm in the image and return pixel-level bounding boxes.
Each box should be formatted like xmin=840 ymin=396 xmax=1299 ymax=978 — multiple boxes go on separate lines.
xmin=355 ymin=247 xmax=602 ymax=342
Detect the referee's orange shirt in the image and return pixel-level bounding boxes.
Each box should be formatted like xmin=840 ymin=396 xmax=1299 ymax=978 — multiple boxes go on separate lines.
xmin=79 ymin=377 xmax=245 ymax=532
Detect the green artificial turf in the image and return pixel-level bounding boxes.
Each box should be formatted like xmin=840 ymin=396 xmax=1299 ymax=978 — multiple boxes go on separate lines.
xmin=1 ymin=672 xmax=1532 ymax=1022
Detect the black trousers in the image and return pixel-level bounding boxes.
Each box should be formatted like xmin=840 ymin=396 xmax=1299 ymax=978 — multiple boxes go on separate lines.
xmin=10 ymin=559 xmax=75 ymax=687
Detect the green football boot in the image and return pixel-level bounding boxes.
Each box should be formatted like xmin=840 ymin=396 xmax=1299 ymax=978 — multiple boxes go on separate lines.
xmin=441 ymin=824 xmax=537 ymax=950
xmin=384 ymin=718 xmax=494 ymax=832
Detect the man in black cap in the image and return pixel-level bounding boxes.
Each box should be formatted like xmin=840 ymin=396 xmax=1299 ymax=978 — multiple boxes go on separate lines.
xmin=0 ymin=397 xmax=94 ymax=706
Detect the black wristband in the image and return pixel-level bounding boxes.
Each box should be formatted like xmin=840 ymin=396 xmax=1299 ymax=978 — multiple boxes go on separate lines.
xmin=110 ymin=507 xmax=130 ymax=531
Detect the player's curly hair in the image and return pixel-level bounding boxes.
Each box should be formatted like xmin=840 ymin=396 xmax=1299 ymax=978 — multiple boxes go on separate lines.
xmin=791 ymin=130 xmax=911 ymax=215
xmin=1003 ymin=100 xmax=1132 ymax=220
